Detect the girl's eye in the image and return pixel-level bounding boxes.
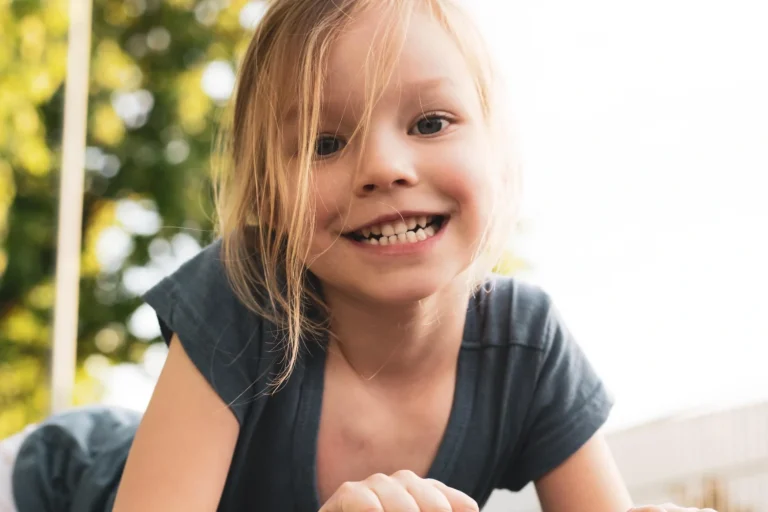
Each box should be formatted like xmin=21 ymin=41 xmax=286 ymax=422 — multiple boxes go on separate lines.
xmin=410 ymin=115 xmax=450 ymax=136
xmin=315 ymin=135 xmax=344 ymax=157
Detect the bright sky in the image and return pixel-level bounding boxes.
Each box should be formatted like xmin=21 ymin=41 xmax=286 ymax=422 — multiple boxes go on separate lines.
xmin=102 ymin=0 xmax=768 ymax=432
xmin=468 ymin=0 xmax=768 ymax=429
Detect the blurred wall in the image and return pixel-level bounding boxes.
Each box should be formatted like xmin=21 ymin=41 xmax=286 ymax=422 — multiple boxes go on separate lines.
xmin=484 ymin=401 xmax=768 ymax=511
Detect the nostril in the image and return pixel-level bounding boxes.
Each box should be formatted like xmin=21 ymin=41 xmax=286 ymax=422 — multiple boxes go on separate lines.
xmin=362 ymin=184 xmax=376 ymax=192
xmin=393 ymin=178 xmax=408 ymax=186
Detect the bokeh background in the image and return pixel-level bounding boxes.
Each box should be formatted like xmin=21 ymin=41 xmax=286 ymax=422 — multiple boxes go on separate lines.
xmin=1 ymin=0 xmax=766 ymax=510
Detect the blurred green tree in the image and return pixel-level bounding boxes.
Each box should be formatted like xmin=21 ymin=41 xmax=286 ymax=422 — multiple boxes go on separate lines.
xmin=0 ymin=0 xmax=254 ymax=437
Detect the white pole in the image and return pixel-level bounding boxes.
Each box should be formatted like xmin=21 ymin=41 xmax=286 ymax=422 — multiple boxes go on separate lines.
xmin=50 ymin=0 xmax=93 ymax=413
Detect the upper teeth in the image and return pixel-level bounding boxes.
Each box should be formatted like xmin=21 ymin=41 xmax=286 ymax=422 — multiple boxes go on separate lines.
xmin=355 ymin=215 xmax=439 ymax=245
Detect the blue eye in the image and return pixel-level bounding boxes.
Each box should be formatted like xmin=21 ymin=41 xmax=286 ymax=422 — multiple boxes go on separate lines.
xmin=315 ymin=136 xmax=344 ymax=157
xmin=411 ymin=115 xmax=449 ymax=135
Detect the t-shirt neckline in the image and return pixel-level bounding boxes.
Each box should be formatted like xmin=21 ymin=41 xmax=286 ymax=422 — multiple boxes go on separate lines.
xmin=291 ymin=296 xmax=480 ymax=511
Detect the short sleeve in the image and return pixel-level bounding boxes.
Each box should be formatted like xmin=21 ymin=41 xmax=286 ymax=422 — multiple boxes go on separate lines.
xmin=142 ymin=240 xmax=274 ymax=425
xmin=502 ymin=300 xmax=614 ymax=491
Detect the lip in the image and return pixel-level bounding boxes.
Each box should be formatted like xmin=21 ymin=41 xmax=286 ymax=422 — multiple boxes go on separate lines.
xmin=344 ymin=216 xmax=450 ymax=256
xmin=342 ymin=210 xmax=449 ymax=235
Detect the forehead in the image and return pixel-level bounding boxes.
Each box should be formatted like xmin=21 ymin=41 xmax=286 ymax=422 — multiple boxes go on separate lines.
xmin=323 ymin=6 xmax=475 ymax=102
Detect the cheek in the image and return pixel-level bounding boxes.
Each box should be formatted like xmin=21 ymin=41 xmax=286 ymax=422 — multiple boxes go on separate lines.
xmin=308 ymin=168 xmax=353 ymax=246
xmin=430 ymin=134 xmax=494 ymax=224
xmin=312 ymin=170 xmax=351 ymax=219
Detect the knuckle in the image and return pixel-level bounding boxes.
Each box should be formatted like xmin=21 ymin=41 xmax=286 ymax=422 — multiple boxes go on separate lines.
xmin=462 ymin=499 xmax=480 ymax=512
xmin=336 ymin=481 xmax=384 ymax=512
xmin=450 ymin=494 xmax=479 ymax=511
xmin=425 ymin=479 xmax=478 ymax=511
xmin=455 ymin=494 xmax=479 ymax=510
xmin=391 ymin=469 xmax=419 ymax=480
xmin=366 ymin=472 xmax=392 ymax=485
xmin=338 ymin=480 xmax=363 ymax=495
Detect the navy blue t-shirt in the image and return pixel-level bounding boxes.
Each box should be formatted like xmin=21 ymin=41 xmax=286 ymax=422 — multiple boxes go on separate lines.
xmin=13 ymin=240 xmax=613 ymax=511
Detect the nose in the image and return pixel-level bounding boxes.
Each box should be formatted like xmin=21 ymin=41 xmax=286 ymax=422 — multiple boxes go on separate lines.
xmin=353 ymin=131 xmax=419 ymax=196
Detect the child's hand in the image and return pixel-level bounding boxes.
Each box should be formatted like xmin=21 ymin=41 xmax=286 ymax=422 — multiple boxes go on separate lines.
xmin=629 ymin=505 xmax=717 ymax=512
xmin=318 ymin=470 xmax=479 ymax=511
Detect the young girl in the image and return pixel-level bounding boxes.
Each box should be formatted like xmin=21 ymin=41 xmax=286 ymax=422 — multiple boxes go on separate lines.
xmin=6 ymin=1 xmax=716 ymax=511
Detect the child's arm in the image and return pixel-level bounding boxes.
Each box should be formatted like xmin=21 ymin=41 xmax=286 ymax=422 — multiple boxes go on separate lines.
xmin=112 ymin=335 xmax=239 ymax=511
xmin=534 ymin=431 xmax=632 ymax=512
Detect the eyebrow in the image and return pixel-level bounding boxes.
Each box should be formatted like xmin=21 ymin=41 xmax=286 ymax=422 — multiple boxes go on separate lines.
xmin=282 ymin=98 xmax=349 ymax=126
xmin=396 ymin=77 xmax=458 ymax=109
xmin=282 ymin=77 xmax=457 ymax=123
xmin=397 ymin=77 xmax=456 ymax=94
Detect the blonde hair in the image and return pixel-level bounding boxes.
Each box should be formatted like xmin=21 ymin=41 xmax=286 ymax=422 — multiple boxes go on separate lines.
xmin=213 ymin=0 xmax=520 ymax=391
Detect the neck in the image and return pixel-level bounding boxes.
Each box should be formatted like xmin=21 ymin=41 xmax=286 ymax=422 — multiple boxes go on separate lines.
xmin=321 ymin=278 xmax=471 ymax=384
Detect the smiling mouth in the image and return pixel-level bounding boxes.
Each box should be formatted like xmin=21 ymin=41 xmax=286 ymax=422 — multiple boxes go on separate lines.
xmin=343 ymin=215 xmax=448 ymax=245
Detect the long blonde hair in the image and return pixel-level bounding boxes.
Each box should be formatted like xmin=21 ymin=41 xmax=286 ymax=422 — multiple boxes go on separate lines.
xmin=213 ymin=0 xmax=520 ymax=391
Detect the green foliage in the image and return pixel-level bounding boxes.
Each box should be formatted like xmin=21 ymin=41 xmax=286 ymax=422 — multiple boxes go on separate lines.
xmin=0 ymin=0 xmax=253 ymax=437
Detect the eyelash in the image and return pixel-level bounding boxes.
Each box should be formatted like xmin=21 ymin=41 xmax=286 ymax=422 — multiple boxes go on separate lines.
xmin=408 ymin=112 xmax=454 ymax=136
xmin=313 ymin=112 xmax=455 ymax=158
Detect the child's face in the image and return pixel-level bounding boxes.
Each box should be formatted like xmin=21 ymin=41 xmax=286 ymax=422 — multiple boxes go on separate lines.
xmin=297 ymin=7 xmax=494 ymax=304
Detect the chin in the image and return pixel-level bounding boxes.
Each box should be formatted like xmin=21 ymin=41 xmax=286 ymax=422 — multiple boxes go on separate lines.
xmin=349 ymin=265 xmax=469 ymax=306
xmin=359 ymin=280 xmax=442 ymax=305
xmin=308 ymin=236 xmax=477 ymax=306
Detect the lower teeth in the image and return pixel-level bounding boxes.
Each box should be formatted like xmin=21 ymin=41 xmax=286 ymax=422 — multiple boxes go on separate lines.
xmin=365 ymin=225 xmax=436 ymax=245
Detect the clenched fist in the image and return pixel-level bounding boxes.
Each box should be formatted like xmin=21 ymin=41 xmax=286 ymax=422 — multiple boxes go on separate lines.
xmin=318 ymin=470 xmax=479 ymax=512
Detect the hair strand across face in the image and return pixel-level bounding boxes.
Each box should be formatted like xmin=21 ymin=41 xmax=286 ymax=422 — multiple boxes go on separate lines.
xmin=212 ymin=0 xmax=521 ymax=391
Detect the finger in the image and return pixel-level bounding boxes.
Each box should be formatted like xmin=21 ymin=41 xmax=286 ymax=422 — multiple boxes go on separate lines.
xmin=365 ymin=473 xmax=420 ymax=512
xmin=390 ymin=470 xmax=452 ymax=512
xmin=319 ymin=481 xmax=383 ymax=512
xmin=427 ymin=479 xmax=479 ymax=511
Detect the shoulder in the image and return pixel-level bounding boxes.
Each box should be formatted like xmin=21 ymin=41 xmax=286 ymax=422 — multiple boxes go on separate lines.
xmin=142 ymin=239 xmax=278 ymax=423
xmin=466 ymin=277 xmax=614 ymax=492
xmin=465 ymin=274 xmax=557 ymax=352
xmin=144 ymin=240 xmax=239 ymax=327
xmin=144 ymin=239 xmax=273 ymax=343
